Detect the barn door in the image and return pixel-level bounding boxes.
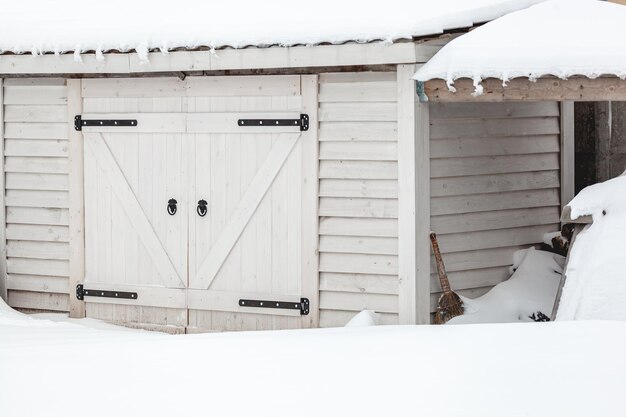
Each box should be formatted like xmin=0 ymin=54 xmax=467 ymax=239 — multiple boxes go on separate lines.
xmin=186 ymin=76 xmax=318 ymax=330
xmin=81 ymin=116 xmax=188 ymax=318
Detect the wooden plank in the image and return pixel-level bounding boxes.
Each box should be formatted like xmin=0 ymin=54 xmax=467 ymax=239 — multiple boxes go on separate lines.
xmin=319 ymin=252 xmax=398 ymax=275
xmin=186 ymin=75 xmax=301 ymax=97
xmin=319 ymin=235 xmax=398 ymax=255
xmin=81 ymin=113 xmax=186 ymax=133
xmin=319 ymin=160 xmax=397 ymax=179
xmin=6 ymin=207 xmax=69 ymax=226
xmin=431 ymin=206 xmax=561 ymax=234
xmin=82 ymin=78 xmax=186 ymax=98
xmin=6 ymin=274 xmax=68 ymax=293
xmin=5 ymin=173 xmax=68 ymax=191
xmin=431 ymin=246 xmax=524 ymax=273
xmin=0 ymin=79 xmax=5 ymax=301
xmin=4 ymin=78 xmax=66 ymax=86
xmin=560 ymin=101 xmax=575 ymax=208
xmin=5 ymin=190 xmax=69 ymax=208
xmin=7 ymin=240 xmax=69 ymax=260
xmin=319 ymin=309 xmax=398 ymax=327
xmin=429 ymin=102 xmax=560 ymax=119
xmin=430 ymin=135 xmax=560 ymax=158
xmin=6 ymin=224 xmax=69 ymax=242
xmin=430 ymin=153 xmax=560 ymax=178
xmin=431 ymin=188 xmax=560 ymax=216
xmin=187 ymin=289 xmax=303 ymax=316
xmin=319 ymin=179 xmax=397 ymax=198
xmin=319 ymin=102 xmax=397 ymax=122
xmin=319 ymin=291 xmax=398 ymax=313
xmin=319 ymin=217 xmax=398 ymax=238
xmin=4 ymin=139 xmax=68 ymax=157
xmin=319 ymin=121 xmax=397 ymax=142
xmin=436 ymin=224 xmax=558 ymax=253
xmin=6 ymin=257 xmax=69 ymax=277
xmin=4 ymin=105 xmax=67 ymax=122
xmin=193 ymin=133 xmax=300 ymax=290
xmin=318 ymin=197 xmax=398 ymax=219
xmin=79 ymin=283 xmax=186 ymax=308
xmin=299 ymin=74 xmax=320 ymax=328
xmin=319 ymin=141 xmax=397 ymax=161
xmin=5 ymin=156 xmax=68 ymax=174
xmin=187 ymin=112 xmax=302 ymax=134
xmin=84 ymin=133 xmax=185 ymax=288
xmin=8 ymin=290 xmax=69 ymax=311
xmin=0 ymin=54 xmax=130 ymax=75
xmin=430 ymin=171 xmax=560 ymax=197
xmin=430 ymin=117 xmax=560 ymax=139
xmin=3 ymin=86 xmax=67 ymax=105
xmin=320 ymin=272 xmax=399 ymax=295
xmin=67 ymin=79 xmax=85 ymax=318
xmin=319 ymin=72 xmax=397 ymax=84
xmin=424 ymin=77 xmax=626 ymax=102
xmin=430 ymin=266 xmax=511 ymax=292
xmin=4 ymin=122 xmax=68 ymax=139
xmin=319 ymin=81 xmax=397 ymax=103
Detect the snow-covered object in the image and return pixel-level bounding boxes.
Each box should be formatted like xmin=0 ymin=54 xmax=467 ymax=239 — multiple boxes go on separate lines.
xmin=448 ymin=248 xmax=564 ymax=324
xmin=0 ymin=0 xmax=544 ymax=59
xmin=557 ymin=174 xmax=626 ymax=321
xmin=2 ymin=300 xmax=626 ymax=417
xmin=413 ymin=0 xmax=626 ymax=93
xmin=345 ymin=310 xmax=381 ymax=327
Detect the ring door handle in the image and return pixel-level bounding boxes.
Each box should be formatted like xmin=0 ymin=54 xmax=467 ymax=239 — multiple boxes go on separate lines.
xmin=197 ymin=199 xmax=208 ymax=217
xmin=167 ymin=198 xmax=178 ymax=216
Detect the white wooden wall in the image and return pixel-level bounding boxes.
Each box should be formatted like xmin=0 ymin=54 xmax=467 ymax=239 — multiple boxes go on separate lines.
xmin=318 ymin=72 xmax=400 ymax=327
xmin=428 ymin=102 xmax=563 ymax=313
xmin=2 ymin=79 xmax=71 ymax=312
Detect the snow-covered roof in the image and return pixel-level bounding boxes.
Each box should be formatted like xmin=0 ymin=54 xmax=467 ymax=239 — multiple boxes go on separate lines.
xmin=0 ymin=0 xmax=544 ymax=60
xmin=414 ymin=0 xmax=626 ymax=92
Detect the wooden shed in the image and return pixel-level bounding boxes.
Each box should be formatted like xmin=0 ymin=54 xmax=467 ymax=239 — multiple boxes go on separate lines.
xmin=0 ymin=1 xmax=610 ymax=332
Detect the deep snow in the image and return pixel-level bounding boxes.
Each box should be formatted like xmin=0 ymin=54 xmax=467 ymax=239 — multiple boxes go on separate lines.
xmin=414 ymin=0 xmax=626 ymax=92
xmin=2 ymin=299 xmax=626 ymax=417
xmin=0 ymin=0 xmax=544 ymax=60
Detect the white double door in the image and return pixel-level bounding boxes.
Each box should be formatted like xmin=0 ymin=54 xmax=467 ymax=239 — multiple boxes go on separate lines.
xmin=80 ymin=78 xmax=317 ymax=330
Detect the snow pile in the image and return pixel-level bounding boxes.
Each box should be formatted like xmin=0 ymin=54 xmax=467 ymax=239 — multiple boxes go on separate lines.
xmin=414 ymin=0 xmax=626 ymax=92
xmin=0 ymin=0 xmax=545 ymax=59
xmin=2 ymin=300 xmax=626 ymax=417
xmin=448 ymin=248 xmax=564 ymax=324
xmin=345 ymin=310 xmax=381 ymax=327
xmin=557 ymin=173 xmax=626 ymax=321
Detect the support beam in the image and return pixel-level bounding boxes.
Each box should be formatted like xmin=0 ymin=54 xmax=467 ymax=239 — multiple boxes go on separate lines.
xmin=0 ymin=79 xmax=6 ymax=302
xmin=397 ymin=64 xmax=431 ymax=324
xmin=560 ymin=101 xmax=575 ymax=209
xmin=67 ymin=79 xmax=85 ymax=318
xmin=424 ymin=77 xmax=626 ymax=102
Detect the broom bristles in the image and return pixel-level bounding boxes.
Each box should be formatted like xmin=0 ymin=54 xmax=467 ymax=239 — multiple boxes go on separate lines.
xmin=433 ymin=291 xmax=464 ymax=324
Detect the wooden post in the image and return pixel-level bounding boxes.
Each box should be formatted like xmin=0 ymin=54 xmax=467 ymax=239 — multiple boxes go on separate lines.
xmin=0 ymin=79 xmax=6 ymax=302
xmin=67 ymin=79 xmax=85 ymax=318
xmin=397 ymin=64 xmax=431 ymax=324
xmin=560 ymin=101 xmax=575 ymax=209
xmin=300 ymin=74 xmax=320 ymax=328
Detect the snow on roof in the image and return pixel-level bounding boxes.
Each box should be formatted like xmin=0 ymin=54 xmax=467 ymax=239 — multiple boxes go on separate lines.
xmin=413 ymin=0 xmax=626 ymax=93
xmin=0 ymin=0 xmax=544 ymax=60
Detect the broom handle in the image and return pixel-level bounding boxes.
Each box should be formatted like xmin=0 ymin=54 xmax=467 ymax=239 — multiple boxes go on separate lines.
xmin=430 ymin=232 xmax=452 ymax=293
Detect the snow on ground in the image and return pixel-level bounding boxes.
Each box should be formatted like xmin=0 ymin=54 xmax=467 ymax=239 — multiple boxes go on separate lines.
xmin=557 ymin=173 xmax=626 ymax=321
xmin=448 ymin=248 xmax=564 ymax=324
xmin=0 ymin=0 xmax=545 ymax=59
xmin=2 ymin=299 xmax=626 ymax=417
xmin=413 ymin=0 xmax=626 ymax=92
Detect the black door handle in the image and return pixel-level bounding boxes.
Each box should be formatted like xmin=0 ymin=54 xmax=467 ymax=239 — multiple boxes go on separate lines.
xmin=167 ymin=198 xmax=177 ymax=215
xmin=197 ymin=199 xmax=208 ymax=217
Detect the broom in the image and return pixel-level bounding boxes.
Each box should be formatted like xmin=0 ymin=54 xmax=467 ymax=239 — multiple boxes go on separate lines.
xmin=430 ymin=231 xmax=464 ymax=324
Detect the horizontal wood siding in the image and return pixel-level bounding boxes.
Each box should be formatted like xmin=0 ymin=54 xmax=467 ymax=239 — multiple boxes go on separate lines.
xmin=429 ymin=102 xmax=562 ymax=313
xmin=3 ymin=79 xmax=70 ymax=312
xmin=318 ymin=72 xmax=399 ymax=327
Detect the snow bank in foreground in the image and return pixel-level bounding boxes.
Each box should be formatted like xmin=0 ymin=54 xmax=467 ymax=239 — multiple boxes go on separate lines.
xmin=1 ymin=301 xmax=625 ymax=417
xmin=557 ymin=173 xmax=626 ymax=321
xmin=414 ymin=0 xmax=626 ymax=92
xmin=449 ymin=248 xmax=564 ymax=324
xmin=0 ymin=0 xmax=544 ymax=59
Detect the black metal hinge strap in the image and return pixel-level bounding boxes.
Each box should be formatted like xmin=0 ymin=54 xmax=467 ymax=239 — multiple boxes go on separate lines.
xmin=74 ymin=115 xmax=138 ymax=131
xmin=239 ymin=298 xmax=310 ymax=315
xmin=237 ymin=114 xmax=309 ymax=131
xmin=76 ymin=284 xmax=138 ymax=301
